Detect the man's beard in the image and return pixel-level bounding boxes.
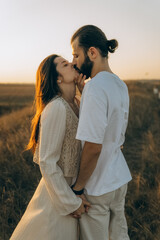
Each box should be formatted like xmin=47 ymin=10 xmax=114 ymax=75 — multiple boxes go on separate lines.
xmin=80 ymin=55 xmax=93 ymax=79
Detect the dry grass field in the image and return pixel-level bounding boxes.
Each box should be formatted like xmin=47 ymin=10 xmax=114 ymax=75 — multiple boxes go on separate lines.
xmin=124 ymin=80 xmax=160 ymax=240
xmin=0 ymin=84 xmax=34 ymax=116
xmin=0 ymin=81 xmax=160 ymax=240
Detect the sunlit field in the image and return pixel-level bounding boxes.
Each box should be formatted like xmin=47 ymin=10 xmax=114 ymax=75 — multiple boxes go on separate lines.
xmin=0 ymin=81 xmax=160 ymax=240
xmin=0 ymin=84 xmax=34 ymax=116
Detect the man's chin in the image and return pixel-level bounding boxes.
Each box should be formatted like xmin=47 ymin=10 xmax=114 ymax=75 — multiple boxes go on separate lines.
xmin=82 ymin=72 xmax=91 ymax=79
xmin=80 ymin=66 xmax=92 ymax=78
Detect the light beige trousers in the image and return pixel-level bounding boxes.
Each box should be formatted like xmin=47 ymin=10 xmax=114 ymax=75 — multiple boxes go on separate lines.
xmin=79 ymin=184 xmax=130 ymax=240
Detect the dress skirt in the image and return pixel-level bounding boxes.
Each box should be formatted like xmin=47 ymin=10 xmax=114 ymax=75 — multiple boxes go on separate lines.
xmin=10 ymin=177 xmax=79 ymax=240
xmin=10 ymin=98 xmax=82 ymax=240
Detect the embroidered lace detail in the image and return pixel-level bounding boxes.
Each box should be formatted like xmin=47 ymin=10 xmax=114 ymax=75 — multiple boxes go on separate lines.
xmin=57 ymin=97 xmax=81 ymax=177
xmin=33 ymin=96 xmax=81 ymax=178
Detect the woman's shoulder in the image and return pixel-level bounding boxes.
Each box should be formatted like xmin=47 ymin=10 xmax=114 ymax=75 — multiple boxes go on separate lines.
xmin=41 ymin=96 xmax=66 ymax=120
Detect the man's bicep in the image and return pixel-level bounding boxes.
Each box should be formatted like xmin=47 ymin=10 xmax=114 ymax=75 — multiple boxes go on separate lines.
xmin=84 ymin=141 xmax=102 ymax=153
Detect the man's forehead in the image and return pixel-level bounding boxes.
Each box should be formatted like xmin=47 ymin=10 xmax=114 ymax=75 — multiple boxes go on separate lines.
xmin=72 ymin=38 xmax=79 ymax=51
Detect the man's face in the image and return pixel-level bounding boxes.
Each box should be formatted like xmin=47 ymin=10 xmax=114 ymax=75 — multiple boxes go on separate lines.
xmin=72 ymin=38 xmax=93 ymax=79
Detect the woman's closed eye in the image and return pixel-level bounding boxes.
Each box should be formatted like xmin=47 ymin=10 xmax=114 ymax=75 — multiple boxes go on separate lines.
xmin=63 ymin=61 xmax=70 ymax=67
xmin=64 ymin=63 xmax=68 ymax=67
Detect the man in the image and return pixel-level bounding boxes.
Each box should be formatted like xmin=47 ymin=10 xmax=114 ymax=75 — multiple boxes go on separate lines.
xmin=71 ymin=25 xmax=132 ymax=240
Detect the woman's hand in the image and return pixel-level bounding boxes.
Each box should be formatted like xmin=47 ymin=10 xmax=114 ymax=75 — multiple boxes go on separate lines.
xmin=70 ymin=202 xmax=85 ymax=219
xmin=70 ymin=195 xmax=91 ymax=218
xmin=74 ymin=74 xmax=86 ymax=94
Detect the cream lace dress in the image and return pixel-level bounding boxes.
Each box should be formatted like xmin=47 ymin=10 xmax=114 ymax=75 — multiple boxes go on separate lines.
xmin=10 ymin=97 xmax=82 ymax=240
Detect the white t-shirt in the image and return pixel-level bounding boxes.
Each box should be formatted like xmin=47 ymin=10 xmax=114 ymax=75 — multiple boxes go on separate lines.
xmin=76 ymin=71 xmax=132 ymax=196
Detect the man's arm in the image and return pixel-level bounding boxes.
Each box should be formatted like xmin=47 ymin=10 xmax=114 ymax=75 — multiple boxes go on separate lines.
xmin=73 ymin=141 xmax=102 ymax=191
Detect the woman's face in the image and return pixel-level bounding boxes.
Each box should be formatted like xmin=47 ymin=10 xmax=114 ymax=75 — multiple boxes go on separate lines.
xmin=54 ymin=57 xmax=79 ymax=84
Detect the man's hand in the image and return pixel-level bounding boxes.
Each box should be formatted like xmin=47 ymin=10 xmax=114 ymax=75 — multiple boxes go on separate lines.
xmin=78 ymin=194 xmax=91 ymax=213
xmin=74 ymin=73 xmax=86 ymax=94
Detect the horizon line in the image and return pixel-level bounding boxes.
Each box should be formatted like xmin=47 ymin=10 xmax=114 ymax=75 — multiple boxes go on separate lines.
xmin=0 ymin=79 xmax=160 ymax=84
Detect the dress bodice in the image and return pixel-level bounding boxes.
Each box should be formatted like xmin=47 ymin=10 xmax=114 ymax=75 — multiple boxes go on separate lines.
xmin=57 ymin=97 xmax=81 ymax=177
xmin=33 ymin=96 xmax=81 ymax=178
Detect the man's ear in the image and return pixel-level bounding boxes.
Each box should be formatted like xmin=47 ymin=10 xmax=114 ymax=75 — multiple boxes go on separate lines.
xmin=87 ymin=47 xmax=98 ymax=60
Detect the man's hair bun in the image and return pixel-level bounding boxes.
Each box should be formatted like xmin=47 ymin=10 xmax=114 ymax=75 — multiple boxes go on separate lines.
xmin=107 ymin=39 xmax=118 ymax=53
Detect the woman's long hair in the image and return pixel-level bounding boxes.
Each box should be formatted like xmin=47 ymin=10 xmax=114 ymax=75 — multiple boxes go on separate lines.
xmin=27 ymin=54 xmax=60 ymax=153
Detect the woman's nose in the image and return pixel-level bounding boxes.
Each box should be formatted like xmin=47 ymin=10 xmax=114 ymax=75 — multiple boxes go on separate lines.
xmin=70 ymin=62 xmax=74 ymax=68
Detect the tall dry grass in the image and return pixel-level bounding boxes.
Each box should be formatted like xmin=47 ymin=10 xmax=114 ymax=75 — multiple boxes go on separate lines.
xmin=0 ymin=81 xmax=160 ymax=239
xmin=123 ymin=81 xmax=160 ymax=240
xmin=0 ymin=106 xmax=41 ymax=240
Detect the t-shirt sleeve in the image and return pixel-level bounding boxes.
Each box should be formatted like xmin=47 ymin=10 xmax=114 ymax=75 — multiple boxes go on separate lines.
xmin=76 ymin=91 xmax=108 ymax=144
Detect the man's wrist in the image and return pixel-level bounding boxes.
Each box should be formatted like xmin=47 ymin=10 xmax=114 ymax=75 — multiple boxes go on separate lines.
xmin=71 ymin=184 xmax=84 ymax=195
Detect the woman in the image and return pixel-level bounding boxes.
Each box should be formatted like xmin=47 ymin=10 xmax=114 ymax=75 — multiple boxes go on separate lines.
xmin=10 ymin=54 xmax=89 ymax=240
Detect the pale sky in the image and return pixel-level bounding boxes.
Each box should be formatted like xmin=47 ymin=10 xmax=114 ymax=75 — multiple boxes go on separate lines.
xmin=0 ymin=0 xmax=160 ymax=83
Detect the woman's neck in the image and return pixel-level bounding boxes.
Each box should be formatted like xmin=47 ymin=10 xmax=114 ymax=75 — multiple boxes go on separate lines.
xmin=61 ymin=83 xmax=76 ymax=104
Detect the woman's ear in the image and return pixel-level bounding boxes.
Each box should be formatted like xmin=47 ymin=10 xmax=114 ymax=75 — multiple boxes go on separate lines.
xmin=87 ymin=47 xmax=98 ymax=60
xmin=57 ymin=76 xmax=63 ymax=84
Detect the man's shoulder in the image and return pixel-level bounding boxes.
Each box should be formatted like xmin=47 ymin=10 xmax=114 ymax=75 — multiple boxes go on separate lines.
xmin=87 ymin=72 xmax=115 ymax=93
xmin=91 ymin=72 xmax=118 ymax=86
xmin=93 ymin=72 xmax=128 ymax=91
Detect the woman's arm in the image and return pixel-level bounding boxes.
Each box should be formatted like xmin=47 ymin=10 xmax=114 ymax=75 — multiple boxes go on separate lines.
xmin=39 ymin=99 xmax=82 ymax=216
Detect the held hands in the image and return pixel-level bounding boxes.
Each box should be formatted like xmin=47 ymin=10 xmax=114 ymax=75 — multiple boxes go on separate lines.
xmin=70 ymin=194 xmax=91 ymax=219
xmin=79 ymin=194 xmax=90 ymax=213
xmin=74 ymin=73 xmax=86 ymax=94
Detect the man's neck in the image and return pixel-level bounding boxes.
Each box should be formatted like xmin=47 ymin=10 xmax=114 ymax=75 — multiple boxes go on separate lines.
xmin=91 ymin=58 xmax=113 ymax=78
